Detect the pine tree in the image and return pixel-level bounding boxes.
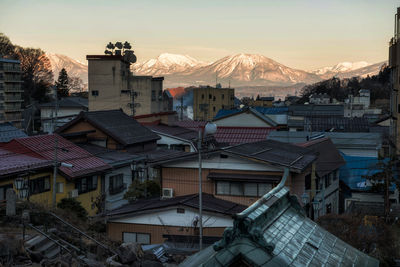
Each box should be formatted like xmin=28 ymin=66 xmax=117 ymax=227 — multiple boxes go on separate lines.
xmin=55 ymin=68 xmax=69 ymax=98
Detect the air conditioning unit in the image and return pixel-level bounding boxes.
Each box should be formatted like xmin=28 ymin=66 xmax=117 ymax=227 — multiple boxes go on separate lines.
xmin=162 ymin=188 xmax=173 ymax=199
xmin=69 ymin=189 xmax=79 ymax=198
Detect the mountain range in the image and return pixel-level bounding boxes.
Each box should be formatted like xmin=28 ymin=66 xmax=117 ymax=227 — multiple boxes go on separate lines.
xmin=46 ymin=52 xmax=386 ymax=95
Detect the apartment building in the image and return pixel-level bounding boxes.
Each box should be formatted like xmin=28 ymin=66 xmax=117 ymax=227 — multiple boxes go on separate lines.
xmin=193 ymin=86 xmax=234 ymax=121
xmin=389 ymin=7 xmax=400 ymax=153
xmin=87 ymin=55 xmax=169 ymax=116
xmin=0 ymin=58 xmax=23 ymax=128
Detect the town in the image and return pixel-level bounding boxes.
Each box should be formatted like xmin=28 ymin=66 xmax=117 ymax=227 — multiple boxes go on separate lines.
xmin=0 ymin=2 xmax=399 ymax=267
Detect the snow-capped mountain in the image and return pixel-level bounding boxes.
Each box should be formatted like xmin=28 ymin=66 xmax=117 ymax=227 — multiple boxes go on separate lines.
xmin=311 ymin=61 xmax=387 ymax=80
xmin=47 ymin=53 xmax=88 ymax=84
xmin=336 ymin=61 xmax=387 ymax=79
xmin=313 ymin=61 xmax=370 ymax=76
xmin=132 ymin=53 xmax=207 ymax=76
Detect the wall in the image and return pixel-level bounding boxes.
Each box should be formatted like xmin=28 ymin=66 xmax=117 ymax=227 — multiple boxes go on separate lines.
xmin=88 ymin=58 xmax=131 ymax=114
xmin=193 ymin=88 xmax=234 ymax=121
xmin=156 ymin=134 xmax=196 ymax=152
xmin=0 ymin=172 xmax=102 ymax=216
xmin=41 ymin=107 xmax=85 ymax=133
xmin=104 ymin=165 xmax=132 ymax=211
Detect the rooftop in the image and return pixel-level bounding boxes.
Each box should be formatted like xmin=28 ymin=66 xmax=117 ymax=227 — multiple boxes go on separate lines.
xmin=57 ymin=109 xmax=160 ymax=146
xmin=223 ymin=139 xmax=316 ymax=172
xmin=213 ymin=107 xmax=278 ymax=127
xmin=0 ymin=134 xmax=110 ymax=179
xmin=304 ymin=116 xmax=370 ymax=132
xmin=107 ymin=193 xmax=246 ymax=218
xmin=0 ymin=122 xmax=27 ymax=142
xmin=40 ymin=98 xmax=88 ymax=109
xmin=288 ymin=104 xmax=344 ymax=116
xmin=182 ymin=181 xmax=378 ymax=266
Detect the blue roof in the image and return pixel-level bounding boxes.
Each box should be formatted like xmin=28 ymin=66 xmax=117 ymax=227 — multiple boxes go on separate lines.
xmin=214 ymin=107 xmax=288 ymax=120
xmin=0 ymin=58 xmax=20 ymax=64
xmin=0 ymin=122 xmax=27 ymax=142
xmin=339 ymin=154 xmax=392 ymax=191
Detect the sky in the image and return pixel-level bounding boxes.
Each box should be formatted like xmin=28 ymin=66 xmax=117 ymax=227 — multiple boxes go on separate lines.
xmin=0 ymin=0 xmax=398 ymax=70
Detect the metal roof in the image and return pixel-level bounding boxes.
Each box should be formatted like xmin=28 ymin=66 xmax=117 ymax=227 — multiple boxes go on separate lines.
xmin=0 ymin=134 xmax=111 ymax=179
xmin=57 ymin=109 xmax=160 ymax=146
xmin=223 ymin=139 xmax=316 ymax=172
xmin=214 ymin=127 xmax=276 ymax=145
xmin=213 ymin=107 xmax=278 ymax=126
xmin=0 ymin=147 xmax=53 ymax=177
xmin=146 ymin=123 xmax=199 ymax=142
xmin=182 ymin=184 xmax=379 ymax=266
xmin=304 ymin=116 xmax=370 ymax=132
xmin=107 ymin=193 xmax=246 ymax=218
xmin=0 ymin=122 xmax=27 ymax=142
xmin=288 ymin=104 xmax=344 ymax=116
xmin=267 ymin=131 xmax=382 ymax=149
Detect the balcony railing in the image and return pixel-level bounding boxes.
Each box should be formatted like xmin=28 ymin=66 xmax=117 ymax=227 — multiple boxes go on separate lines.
xmin=4 ymin=85 xmax=23 ymax=92
xmin=0 ymin=66 xmax=21 ymax=72
xmin=4 ymin=75 xmax=22 ymax=82
xmin=4 ymin=95 xmax=23 ymax=102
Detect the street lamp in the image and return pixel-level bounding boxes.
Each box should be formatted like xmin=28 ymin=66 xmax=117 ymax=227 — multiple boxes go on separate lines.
xmin=198 ymin=121 xmax=217 ymax=251
xmin=14 ymin=177 xmax=29 ymax=200
xmin=14 ymin=177 xmax=25 ymax=190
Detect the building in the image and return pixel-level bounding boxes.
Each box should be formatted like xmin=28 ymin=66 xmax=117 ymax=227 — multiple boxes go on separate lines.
xmin=86 ymin=55 xmax=169 ymax=116
xmin=268 ymin=131 xmax=383 ymax=157
xmin=106 ymin=193 xmax=246 ymax=245
xmin=0 ymin=58 xmax=24 ymax=128
xmin=182 ymin=183 xmax=379 ymax=266
xmin=254 ymin=96 xmax=274 ymax=107
xmin=213 ymin=107 xmax=278 ymax=128
xmin=296 ymin=138 xmax=346 ymax=218
xmin=389 ymin=7 xmax=400 ymax=153
xmin=193 ymin=86 xmax=234 ymax=121
xmin=40 ymin=97 xmax=88 ymax=133
xmin=0 ymin=122 xmax=27 ymax=142
xmin=56 ymin=109 xmax=160 ymax=152
xmin=309 ymin=93 xmax=330 ymax=104
xmin=214 ymin=107 xmax=288 ymax=126
xmin=0 ymin=134 xmax=111 ymax=215
xmin=161 ymin=140 xmax=317 ymax=207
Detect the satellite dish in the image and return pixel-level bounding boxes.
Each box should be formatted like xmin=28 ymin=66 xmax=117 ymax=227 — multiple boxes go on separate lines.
xmin=123 ymin=41 xmax=132 ymax=50
xmin=104 ymin=50 xmax=112 ymax=55
xmin=114 ymin=49 xmax=122 ymax=56
xmin=106 ymin=42 xmax=115 ymax=50
xmin=124 ymin=50 xmax=137 ymax=63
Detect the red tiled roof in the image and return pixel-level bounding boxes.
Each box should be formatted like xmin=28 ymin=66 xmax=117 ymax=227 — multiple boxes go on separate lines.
xmin=0 ymin=147 xmax=53 ymax=177
xmin=165 ymin=87 xmax=186 ymax=98
xmin=0 ymin=134 xmax=111 ymax=179
xmin=174 ymin=121 xmax=277 ymax=145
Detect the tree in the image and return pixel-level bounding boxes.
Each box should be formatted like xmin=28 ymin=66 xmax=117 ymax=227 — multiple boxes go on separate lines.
xmin=124 ymin=180 xmax=160 ymax=201
xmin=68 ymin=76 xmax=84 ymax=92
xmin=55 ymin=68 xmax=69 ymax=98
xmin=0 ymin=32 xmax=15 ymax=57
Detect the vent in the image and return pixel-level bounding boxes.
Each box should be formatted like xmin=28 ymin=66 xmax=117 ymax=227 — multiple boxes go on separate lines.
xmin=162 ymin=188 xmax=173 ymax=199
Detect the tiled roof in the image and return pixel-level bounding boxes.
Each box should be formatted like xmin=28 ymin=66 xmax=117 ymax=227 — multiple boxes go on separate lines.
xmin=288 ymin=104 xmax=344 ymax=116
xmin=146 ymin=123 xmax=198 ymax=141
xmin=213 ymin=107 xmax=278 ymax=126
xmin=0 ymin=147 xmax=53 ymax=177
xmin=305 ymin=116 xmax=370 ymax=132
xmin=296 ymin=138 xmax=346 ymax=177
xmin=0 ymin=122 xmax=27 ymax=142
xmin=107 ymin=193 xmax=246 ymax=217
xmin=0 ymin=134 xmax=111 ymax=179
xmin=223 ymin=139 xmax=316 ymax=172
xmin=214 ymin=127 xmax=276 ymax=145
xmin=57 ymin=110 xmax=160 ymax=146
xmin=173 ymin=121 xmax=277 ymax=145
xmin=182 ymin=185 xmax=379 ymax=267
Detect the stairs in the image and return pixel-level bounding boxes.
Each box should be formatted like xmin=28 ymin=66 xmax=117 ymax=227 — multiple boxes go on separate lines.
xmin=25 ymin=234 xmax=61 ymax=260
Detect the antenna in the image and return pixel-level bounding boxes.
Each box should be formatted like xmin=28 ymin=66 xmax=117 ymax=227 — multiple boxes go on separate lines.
xmin=215 ymin=71 xmax=218 ymax=88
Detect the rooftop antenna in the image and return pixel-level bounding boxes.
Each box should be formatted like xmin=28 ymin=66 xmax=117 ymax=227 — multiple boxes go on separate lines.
xmin=215 ymin=71 xmax=218 ymax=88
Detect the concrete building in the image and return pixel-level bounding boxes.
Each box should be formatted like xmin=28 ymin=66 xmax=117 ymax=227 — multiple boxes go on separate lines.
xmin=0 ymin=58 xmax=24 ymax=128
xmin=309 ymin=93 xmax=330 ymax=104
xmin=193 ymin=86 xmax=234 ymax=121
xmin=86 ymin=55 xmax=169 ymax=116
xmin=389 ymin=8 xmax=400 ymax=154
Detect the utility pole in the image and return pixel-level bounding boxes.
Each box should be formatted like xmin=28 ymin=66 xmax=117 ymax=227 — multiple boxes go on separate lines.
xmin=198 ymin=130 xmax=203 ymax=251
xmin=52 ymin=86 xmax=59 ymax=209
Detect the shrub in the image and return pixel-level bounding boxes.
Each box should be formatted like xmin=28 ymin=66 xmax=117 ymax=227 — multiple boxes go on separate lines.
xmin=57 ymin=198 xmax=88 ymax=221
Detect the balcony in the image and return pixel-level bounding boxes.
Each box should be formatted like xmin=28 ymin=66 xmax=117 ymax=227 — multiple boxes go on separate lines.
xmin=1 ymin=66 xmax=21 ymax=73
xmin=4 ymin=95 xmax=23 ymax=103
xmin=5 ymin=113 xmax=22 ymax=121
xmin=4 ymin=85 xmax=23 ymax=92
xmin=3 ymin=75 xmax=22 ymax=83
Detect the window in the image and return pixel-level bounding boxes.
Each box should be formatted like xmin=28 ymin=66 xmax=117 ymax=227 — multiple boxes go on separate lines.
xmin=151 ymin=90 xmax=156 ymax=101
xmin=56 ymin=182 xmax=64 ymax=193
xmin=213 ymin=96 xmax=216 ymax=101
xmin=222 ymin=94 xmax=225 ymax=100
xmin=209 ymin=94 xmax=212 ymax=99
xmin=29 ymin=176 xmax=50 ymax=195
xmin=0 ymin=184 xmax=13 ymax=201
xmin=170 ymin=144 xmax=186 ymax=151
xmin=216 ymin=182 xmax=272 ymax=197
xmin=91 ymin=90 xmax=99 ymax=96
xmin=201 ymin=94 xmax=204 ymax=100
xmin=123 ymin=232 xmax=150 ymax=244
xmin=177 ymin=208 xmax=185 ymax=214
xmin=109 ymin=174 xmax=124 ymax=195
xmin=75 ymin=176 xmax=97 ymax=194
xmin=213 ymin=106 xmax=216 ymax=112
xmin=324 ymin=175 xmax=331 ymax=188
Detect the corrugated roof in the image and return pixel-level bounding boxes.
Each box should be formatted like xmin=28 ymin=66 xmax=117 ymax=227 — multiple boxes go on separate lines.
xmin=223 ymin=139 xmax=316 ymax=172
xmin=57 ymin=109 xmax=160 ymax=146
xmin=0 ymin=147 xmax=53 ymax=177
xmin=296 ymin=138 xmax=346 ymax=177
xmin=107 ymin=193 xmax=246 ymax=217
xmin=146 ymin=123 xmax=198 ymax=141
xmin=305 ymin=116 xmax=370 ymax=132
xmin=214 ymin=127 xmax=276 ymax=145
xmin=0 ymin=134 xmax=111 ymax=179
xmin=0 ymin=122 xmax=27 ymax=142
xmin=288 ymin=104 xmax=344 ymax=116
xmin=182 ymin=186 xmax=379 ymax=267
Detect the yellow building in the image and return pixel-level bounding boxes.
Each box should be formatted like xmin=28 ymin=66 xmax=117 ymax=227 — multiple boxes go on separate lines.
xmin=0 ymin=134 xmax=110 ymax=216
xmin=193 ymin=86 xmax=235 ymax=121
xmin=389 ymin=7 xmax=400 ymax=154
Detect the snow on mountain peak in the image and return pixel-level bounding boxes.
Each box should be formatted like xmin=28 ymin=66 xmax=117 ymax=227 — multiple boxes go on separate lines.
xmin=313 ymin=61 xmax=370 ymax=75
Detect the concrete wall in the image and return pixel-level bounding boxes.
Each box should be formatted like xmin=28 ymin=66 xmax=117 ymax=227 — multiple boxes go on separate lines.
xmin=193 ymin=87 xmax=234 ymax=121
xmin=104 ymin=165 xmax=132 ymax=211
